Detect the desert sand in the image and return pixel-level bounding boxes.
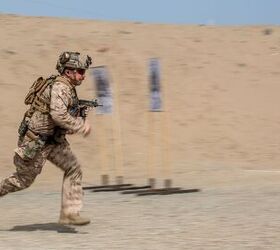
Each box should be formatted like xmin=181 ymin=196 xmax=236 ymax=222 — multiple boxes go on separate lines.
xmin=1 ymin=14 xmax=280 ymax=249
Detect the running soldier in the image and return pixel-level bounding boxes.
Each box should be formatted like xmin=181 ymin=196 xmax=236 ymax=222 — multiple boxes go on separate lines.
xmin=0 ymin=51 xmax=93 ymax=225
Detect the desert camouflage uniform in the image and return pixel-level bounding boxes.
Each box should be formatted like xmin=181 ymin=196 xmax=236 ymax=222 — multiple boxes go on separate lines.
xmin=0 ymin=75 xmax=85 ymax=217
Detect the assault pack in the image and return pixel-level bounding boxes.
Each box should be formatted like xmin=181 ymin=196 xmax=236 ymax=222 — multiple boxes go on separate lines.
xmin=24 ymin=75 xmax=58 ymax=114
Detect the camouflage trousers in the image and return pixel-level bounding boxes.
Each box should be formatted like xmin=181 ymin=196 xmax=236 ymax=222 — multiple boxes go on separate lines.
xmin=0 ymin=138 xmax=83 ymax=217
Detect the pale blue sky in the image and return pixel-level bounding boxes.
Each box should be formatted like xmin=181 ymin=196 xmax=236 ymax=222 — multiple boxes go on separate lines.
xmin=1 ymin=0 xmax=280 ymax=25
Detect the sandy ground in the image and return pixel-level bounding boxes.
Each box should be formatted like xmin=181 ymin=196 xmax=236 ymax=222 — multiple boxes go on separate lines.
xmin=1 ymin=14 xmax=280 ymax=249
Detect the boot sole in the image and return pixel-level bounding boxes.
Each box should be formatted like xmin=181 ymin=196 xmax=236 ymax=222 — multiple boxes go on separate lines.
xmin=59 ymin=219 xmax=91 ymax=226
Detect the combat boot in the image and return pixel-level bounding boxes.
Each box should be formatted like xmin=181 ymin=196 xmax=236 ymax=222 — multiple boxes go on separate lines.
xmin=59 ymin=214 xmax=91 ymax=226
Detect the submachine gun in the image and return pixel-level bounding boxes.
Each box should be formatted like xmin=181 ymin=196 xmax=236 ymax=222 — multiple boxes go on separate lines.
xmin=78 ymin=99 xmax=103 ymax=118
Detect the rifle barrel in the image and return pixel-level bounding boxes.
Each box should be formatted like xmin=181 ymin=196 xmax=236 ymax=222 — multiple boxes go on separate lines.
xmin=79 ymin=99 xmax=102 ymax=107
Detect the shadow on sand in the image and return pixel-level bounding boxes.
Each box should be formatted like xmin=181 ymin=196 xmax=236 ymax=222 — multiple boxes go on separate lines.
xmin=6 ymin=223 xmax=87 ymax=234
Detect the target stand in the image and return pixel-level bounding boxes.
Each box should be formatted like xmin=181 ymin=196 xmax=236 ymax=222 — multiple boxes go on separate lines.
xmin=83 ymin=175 xmax=152 ymax=192
xmin=83 ymin=175 xmax=133 ymax=191
xmin=121 ymin=178 xmax=201 ymax=196
xmin=91 ymin=184 xmax=152 ymax=193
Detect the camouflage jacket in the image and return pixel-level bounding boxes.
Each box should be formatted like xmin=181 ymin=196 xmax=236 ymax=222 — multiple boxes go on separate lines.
xmin=28 ymin=75 xmax=84 ymax=136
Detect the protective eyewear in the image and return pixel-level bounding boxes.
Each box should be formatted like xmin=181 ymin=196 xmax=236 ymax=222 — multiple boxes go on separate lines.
xmin=76 ymin=69 xmax=86 ymax=75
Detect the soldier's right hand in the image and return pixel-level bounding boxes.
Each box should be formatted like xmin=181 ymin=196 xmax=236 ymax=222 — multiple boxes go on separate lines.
xmin=80 ymin=120 xmax=91 ymax=137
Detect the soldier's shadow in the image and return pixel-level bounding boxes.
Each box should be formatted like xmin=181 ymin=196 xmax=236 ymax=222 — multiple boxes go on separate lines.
xmin=7 ymin=223 xmax=87 ymax=234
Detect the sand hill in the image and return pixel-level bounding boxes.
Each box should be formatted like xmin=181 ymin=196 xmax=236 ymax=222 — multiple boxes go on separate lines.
xmin=1 ymin=14 xmax=280 ymax=190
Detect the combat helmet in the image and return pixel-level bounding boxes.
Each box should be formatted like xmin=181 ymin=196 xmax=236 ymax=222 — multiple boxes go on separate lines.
xmin=56 ymin=51 xmax=92 ymax=74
